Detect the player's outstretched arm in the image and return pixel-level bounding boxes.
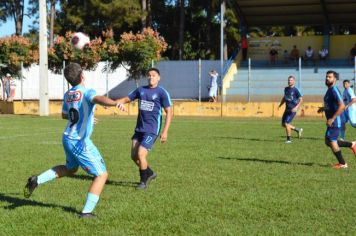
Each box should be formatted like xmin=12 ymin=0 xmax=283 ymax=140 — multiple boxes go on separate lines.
xmin=115 ymin=96 xmax=131 ymax=105
xmin=93 ymin=96 xmax=126 ymax=111
xmin=278 ymin=97 xmax=285 ymax=110
xmin=160 ymin=106 xmax=173 ymax=143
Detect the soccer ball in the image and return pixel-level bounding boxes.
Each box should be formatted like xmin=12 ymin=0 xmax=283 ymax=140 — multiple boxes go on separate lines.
xmin=71 ymin=32 xmax=90 ymax=50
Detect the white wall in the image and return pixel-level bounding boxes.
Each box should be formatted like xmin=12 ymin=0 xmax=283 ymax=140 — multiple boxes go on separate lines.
xmin=11 ymin=60 xmax=221 ymax=100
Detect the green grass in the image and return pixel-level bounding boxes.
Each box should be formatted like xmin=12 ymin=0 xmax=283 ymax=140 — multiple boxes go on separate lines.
xmin=1 ymin=115 xmax=356 ymax=235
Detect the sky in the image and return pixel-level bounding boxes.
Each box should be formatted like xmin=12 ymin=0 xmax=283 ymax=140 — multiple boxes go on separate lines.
xmin=0 ymin=0 xmax=32 ymax=37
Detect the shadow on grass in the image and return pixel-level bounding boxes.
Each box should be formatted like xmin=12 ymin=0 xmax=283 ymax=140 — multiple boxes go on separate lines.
xmin=0 ymin=193 xmax=79 ymax=214
xmin=68 ymin=174 xmax=139 ymax=188
xmin=218 ymin=156 xmax=330 ymax=168
xmin=278 ymin=136 xmax=324 ymax=141
xmin=216 ymin=136 xmax=276 ymax=142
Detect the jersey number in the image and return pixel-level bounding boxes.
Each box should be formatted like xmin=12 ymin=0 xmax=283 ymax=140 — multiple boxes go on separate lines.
xmin=69 ymin=108 xmax=79 ymax=128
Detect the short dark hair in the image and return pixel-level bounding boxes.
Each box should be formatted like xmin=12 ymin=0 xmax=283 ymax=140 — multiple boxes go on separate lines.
xmin=147 ymin=68 xmax=160 ymax=75
xmin=64 ymin=63 xmax=82 ymax=86
xmin=343 ymin=79 xmax=350 ymax=84
xmin=326 ymin=70 xmax=339 ymax=80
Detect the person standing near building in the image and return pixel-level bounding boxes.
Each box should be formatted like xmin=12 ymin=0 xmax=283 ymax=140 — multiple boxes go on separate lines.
xmin=278 ymin=75 xmax=303 ymax=143
xmin=208 ymin=70 xmax=218 ymax=102
xmin=241 ymin=36 xmax=248 ymax=61
xmin=116 ymin=68 xmax=172 ymax=190
xmin=318 ymin=71 xmax=356 ymax=169
xmin=4 ymin=73 xmax=11 ymax=101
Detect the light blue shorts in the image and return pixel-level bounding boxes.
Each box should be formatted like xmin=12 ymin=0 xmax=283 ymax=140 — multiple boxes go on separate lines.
xmin=62 ymin=136 xmax=106 ymax=177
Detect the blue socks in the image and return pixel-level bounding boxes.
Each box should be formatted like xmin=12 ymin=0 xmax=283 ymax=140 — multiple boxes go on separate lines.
xmin=37 ymin=169 xmax=57 ymax=185
xmin=82 ymin=193 xmax=99 ymax=214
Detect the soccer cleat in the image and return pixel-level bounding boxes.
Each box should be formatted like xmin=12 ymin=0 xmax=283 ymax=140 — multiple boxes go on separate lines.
xmin=297 ymin=128 xmax=303 ymax=139
xmin=332 ymin=163 xmax=348 ymax=169
xmin=136 ymin=172 xmax=157 ymax=190
xmin=79 ymin=213 xmax=96 ymax=218
xmin=351 ymin=142 xmax=356 ymax=157
xmin=24 ymin=176 xmax=38 ymax=198
xmin=136 ymin=182 xmax=147 ymax=190
xmin=285 ymin=140 xmax=292 ymax=144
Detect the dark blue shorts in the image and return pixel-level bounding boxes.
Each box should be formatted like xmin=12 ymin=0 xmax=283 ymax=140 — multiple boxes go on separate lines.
xmin=132 ymin=132 xmax=158 ymax=151
xmin=325 ymin=127 xmax=341 ymax=142
xmin=282 ymin=110 xmax=296 ymax=124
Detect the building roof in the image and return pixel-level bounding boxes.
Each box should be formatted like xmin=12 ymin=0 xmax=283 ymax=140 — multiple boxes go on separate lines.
xmin=229 ymin=0 xmax=356 ymax=27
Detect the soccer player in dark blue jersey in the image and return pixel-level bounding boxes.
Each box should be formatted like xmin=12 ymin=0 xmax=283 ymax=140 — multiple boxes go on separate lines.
xmin=117 ymin=68 xmax=172 ymax=189
xmin=278 ymin=76 xmax=303 ymax=143
xmin=318 ymin=70 xmax=356 ymax=169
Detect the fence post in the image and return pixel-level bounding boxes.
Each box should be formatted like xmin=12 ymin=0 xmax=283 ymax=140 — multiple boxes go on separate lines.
xmin=151 ymin=59 xmax=154 ymax=67
xmin=248 ymin=58 xmax=251 ymax=102
xmin=106 ymin=60 xmax=109 ymax=98
xmin=198 ymin=59 xmax=201 ymax=102
xmin=62 ymin=61 xmax=66 ymax=94
xmin=298 ymin=57 xmax=302 ymax=90
xmin=20 ymin=62 xmax=23 ymax=101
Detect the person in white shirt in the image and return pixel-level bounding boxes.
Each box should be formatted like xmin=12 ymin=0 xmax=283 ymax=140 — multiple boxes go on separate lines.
xmin=304 ymin=46 xmax=314 ymax=65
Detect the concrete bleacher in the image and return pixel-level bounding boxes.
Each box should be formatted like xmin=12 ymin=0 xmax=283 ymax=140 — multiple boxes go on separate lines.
xmin=225 ymin=60 xmax=355 ymax=102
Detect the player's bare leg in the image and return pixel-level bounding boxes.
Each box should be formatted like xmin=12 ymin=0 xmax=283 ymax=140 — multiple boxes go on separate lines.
xmin=24 ymin=165 xmax=78 ymax=198
xmin=80 ymin=171 xmax=108 ymax=218
xmin=134 ymin=145 xmax=157 ymax=190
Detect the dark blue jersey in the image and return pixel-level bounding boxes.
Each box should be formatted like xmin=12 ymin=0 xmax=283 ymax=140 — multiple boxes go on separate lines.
xmin=284 ymin=87 xmax=302 ymax=111
xmin=128 ymin=85 xmax=172 ymax=135
xmin=323 ymin=86 xmax=345 ymax=127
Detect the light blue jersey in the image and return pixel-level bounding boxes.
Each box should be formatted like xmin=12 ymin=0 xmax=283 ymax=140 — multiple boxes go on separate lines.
xmin=61 ymin=85 xmax=105 ymax=176
xmin=62 ymin=85 xmax=96 ymax=140
xmin=343 ymin=87 xmax=356 ymax=127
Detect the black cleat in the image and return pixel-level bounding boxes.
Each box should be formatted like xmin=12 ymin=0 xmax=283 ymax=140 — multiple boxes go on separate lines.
xmin=79 ymin=213 xmax=97 ymax=218
xmin=24 ymin=176 xmax=38 ymax=198
xmin=136 ymin=172 xmax=157 ymax=190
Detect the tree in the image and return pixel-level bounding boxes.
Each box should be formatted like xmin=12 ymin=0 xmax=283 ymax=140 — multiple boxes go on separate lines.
xmin=57 ymin=0 xmax=143 ymax=38
xmin=0 ymin=0 xmax=25 ymax=35
xmin=178 ymin=0 xmax=185 ymax=60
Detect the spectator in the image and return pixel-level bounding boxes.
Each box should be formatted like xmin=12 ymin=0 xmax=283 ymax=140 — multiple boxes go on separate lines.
xmin=304 ymin=46 xmax=314 ymax=65
xmin=208 ymin=70 xmax=218 ymax=102
xmin=4 ymin=73 xmax=12 ymax=101
xmin=9 ymin=75 xmax=16 ymax=101
xmin=290 ymin=45 xmax=300 ymax=63
xmin=350 ymin=43 xmax=356 ymax=64
xmin=241 ymin=36 xmax=248 ymax=61
xmin=269 ymin=47 xmax=278 ymax=65
xmin=283 ymin=50 xmax=289 ymax=64
xmin=318 ymin=47 xmax=329 ymax=65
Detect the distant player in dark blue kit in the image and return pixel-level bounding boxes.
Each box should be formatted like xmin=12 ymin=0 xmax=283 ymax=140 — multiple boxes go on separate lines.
xmin=318 ymin=70 xmax=356 ymax=169
xmin=278 ymin=76 xmax=303 ymax=143
xmin=117 ymin=68 xmax=172 ymax=189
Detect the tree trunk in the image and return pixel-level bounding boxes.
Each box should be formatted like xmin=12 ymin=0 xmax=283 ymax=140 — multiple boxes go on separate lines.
xmin=49 ymin=0 xmax=56 ymax=47
xmin=147 ymin=0 xmax=152 ymax=27
xmin=141 ymin=0 xmax=147 ymax=29
xmin=14 ymin=0 xmax=24 ymax=35
xmin=178 ymin=0 xmax=185 ymax=60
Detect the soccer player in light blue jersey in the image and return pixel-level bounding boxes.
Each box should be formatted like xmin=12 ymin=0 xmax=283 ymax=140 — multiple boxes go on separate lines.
xmin=318 ymin=71 xmax=356 ymax=169
xmin=116 ymin=68 xmax=172 ymax=190
xmin=24 ymin=63 xmax=125 ymax=218
xmin=278 ymin=76 xmax=303 ymax=143
xmin=340 ymin=79 xmax=356 ymax=140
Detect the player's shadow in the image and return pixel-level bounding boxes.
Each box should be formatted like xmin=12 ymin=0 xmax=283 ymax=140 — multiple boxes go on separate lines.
xmin=278 ymin=136 xmax=323 ymax=141
xmin=218 ymin=156 xmax=330 ymax=168
xmin=0 ymin=193 xmax=79 ymax=213
xmin=216 ymin=136 xmax=276 ymax=142
xmin=68 ymin=175 xmax=139 ymax=188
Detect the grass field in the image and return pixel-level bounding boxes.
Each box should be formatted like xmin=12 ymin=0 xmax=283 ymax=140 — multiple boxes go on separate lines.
xmin=1 ymin=115 xmax=356 ymax=235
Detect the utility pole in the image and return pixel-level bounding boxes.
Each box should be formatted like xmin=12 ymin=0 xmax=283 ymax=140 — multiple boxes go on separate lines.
xmin=39 ymin=0 xmax=49 ymax=116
